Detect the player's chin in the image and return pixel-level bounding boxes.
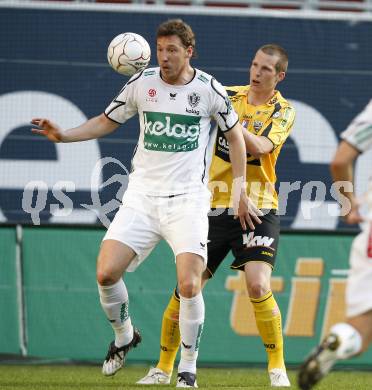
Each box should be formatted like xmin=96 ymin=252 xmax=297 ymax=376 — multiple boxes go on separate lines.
xmin=161 ymin=68 xmax=173 ymax=78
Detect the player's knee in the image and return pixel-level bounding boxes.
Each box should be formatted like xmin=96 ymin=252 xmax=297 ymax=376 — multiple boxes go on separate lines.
xmin=178 ymin=279 xmax=200 ymax=298
xmin=96 ymin=267 xmax=117 ymax=286
xmin=247 ymin=282 xmax=269 ymax=299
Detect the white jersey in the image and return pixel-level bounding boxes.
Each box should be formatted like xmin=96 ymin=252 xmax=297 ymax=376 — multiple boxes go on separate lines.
xmin=341 ymin=101 xmax=372 ymax=316
xmin=341 ymin=99 xmax=372 ymax=153
xmin=341 ymin=99 xmax=372 ymax=216
xmin=105 ymin=67 xmax=238 ymax=196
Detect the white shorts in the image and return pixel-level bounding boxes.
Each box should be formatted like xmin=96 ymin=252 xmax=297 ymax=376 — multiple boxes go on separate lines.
xmin=346 ymin=222 xmax=372 ymax=317
xmin=103 ymin=190 xmax=210 ymax=272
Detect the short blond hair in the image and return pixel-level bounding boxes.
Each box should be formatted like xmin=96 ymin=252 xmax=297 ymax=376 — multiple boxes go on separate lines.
xmin=259 ymin=44 xmax=288 ymax=73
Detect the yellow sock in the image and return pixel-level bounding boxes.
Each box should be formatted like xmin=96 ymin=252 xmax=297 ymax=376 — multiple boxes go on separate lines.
xmin=250 ymin=290 xmax=285 ymax=371
xmin=157 ymin=289 xmax=181 ymax=375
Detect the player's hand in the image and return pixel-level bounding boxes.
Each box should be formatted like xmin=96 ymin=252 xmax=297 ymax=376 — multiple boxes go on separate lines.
xmin=344 ymin=205 xmax=364 ymax=225
xmin=234 ymin=191 xmax=263 ymax=230
xmin=31 ymin=118 xmax=64 ymax=143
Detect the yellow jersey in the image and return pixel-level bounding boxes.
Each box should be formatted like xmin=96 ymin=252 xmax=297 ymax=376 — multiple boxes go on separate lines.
xmin=209 ymin=85 xmax=295 ymax=210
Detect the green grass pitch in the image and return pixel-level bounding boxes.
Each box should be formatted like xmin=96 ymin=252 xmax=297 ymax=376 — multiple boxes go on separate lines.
xmin=0 ymin=365 xmax=371 ymax=389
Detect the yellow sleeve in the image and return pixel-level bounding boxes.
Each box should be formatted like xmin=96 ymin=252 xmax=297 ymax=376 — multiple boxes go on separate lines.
xmin=263 ymin=106 xmax=295 ymax=149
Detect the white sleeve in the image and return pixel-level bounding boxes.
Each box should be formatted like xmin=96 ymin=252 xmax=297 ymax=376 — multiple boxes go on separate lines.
xmin=341 ymin=100 xmax=372 ymax=153
xmin=104 ymin=73 xmax=141 ymax=124
xmin=209 ymin=78 xmax=239 ymax=132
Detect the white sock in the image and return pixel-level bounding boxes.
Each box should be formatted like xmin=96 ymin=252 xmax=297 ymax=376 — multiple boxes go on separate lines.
xmin=98 ymin=279 xmax=133 ymax=347
xmin=178 ymin=292 xmax=205 ymax=374
xmin=330 ymin=322 xmax=362 ymax=359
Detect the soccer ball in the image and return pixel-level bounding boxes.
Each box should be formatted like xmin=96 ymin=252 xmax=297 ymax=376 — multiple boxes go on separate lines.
xmin=107 ymin=32 xmax=151 ymax=76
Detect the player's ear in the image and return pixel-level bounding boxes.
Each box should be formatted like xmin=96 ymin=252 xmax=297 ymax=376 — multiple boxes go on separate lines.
xmin=277 ymin=71 xmax=285 ymax=83
xmin=186 ymin=46 xmax=193 ymax=58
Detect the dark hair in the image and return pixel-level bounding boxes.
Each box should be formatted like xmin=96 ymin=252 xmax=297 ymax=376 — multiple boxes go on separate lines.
xmin=157 ymin=19 xmax=197 ymax=57
xmin=259 ymin=44 xmax=288 ymax=73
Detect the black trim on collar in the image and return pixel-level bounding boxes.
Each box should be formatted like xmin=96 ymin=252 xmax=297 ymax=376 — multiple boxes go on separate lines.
xmin=159 ymin=68 xmax=196 ymax=86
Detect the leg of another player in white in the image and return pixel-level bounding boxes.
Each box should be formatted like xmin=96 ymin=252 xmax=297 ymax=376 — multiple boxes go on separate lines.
xmin=298 ymin=226 xmax=372 ymax=390
xmin=298 ymin=313 xmax=372 ymax=390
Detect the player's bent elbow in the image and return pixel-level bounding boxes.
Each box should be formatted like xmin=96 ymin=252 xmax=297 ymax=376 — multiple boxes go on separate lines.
xmin=246 ymin=139 xmax=272 ymax=159
xmin=330 ymin=159 xmax=348 ymax=176
xmin=252 ymin=150 xmax=265 ymax=159
xmin=248 ymin=147 xmax=266 ymax=159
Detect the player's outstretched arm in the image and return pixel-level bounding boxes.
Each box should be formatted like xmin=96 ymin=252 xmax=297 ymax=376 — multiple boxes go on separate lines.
xmin=225 ymin=122 xmax=262 ymax=230
xmin=31 ymin=113 xmax=119 ymax=143
xmin=330 ymin=140 xmax=364 ymax=225
xmin=31 ymin=118 xmax=64 ymax=143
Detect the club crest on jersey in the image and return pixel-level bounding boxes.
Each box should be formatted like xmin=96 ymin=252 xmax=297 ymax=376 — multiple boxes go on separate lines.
xmin=188 ymin=92 xmax=201 ymax=108
xmin=253 ymin=120 xmax=263 ymax=132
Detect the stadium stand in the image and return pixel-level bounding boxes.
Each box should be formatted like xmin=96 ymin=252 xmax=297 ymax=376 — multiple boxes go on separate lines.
xmin=10 ymin=0 xmax=372 ymax=13
xmin=24 ymin=0 xmax=372 ymax=12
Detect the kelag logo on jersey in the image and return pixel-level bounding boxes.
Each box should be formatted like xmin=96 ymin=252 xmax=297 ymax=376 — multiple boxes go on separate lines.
xmin=143 ymin=111 xmax=201 ymax=152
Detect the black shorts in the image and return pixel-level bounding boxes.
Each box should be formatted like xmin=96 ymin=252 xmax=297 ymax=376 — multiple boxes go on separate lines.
xmin=205 ymin=208 xmax=280 ymax=278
